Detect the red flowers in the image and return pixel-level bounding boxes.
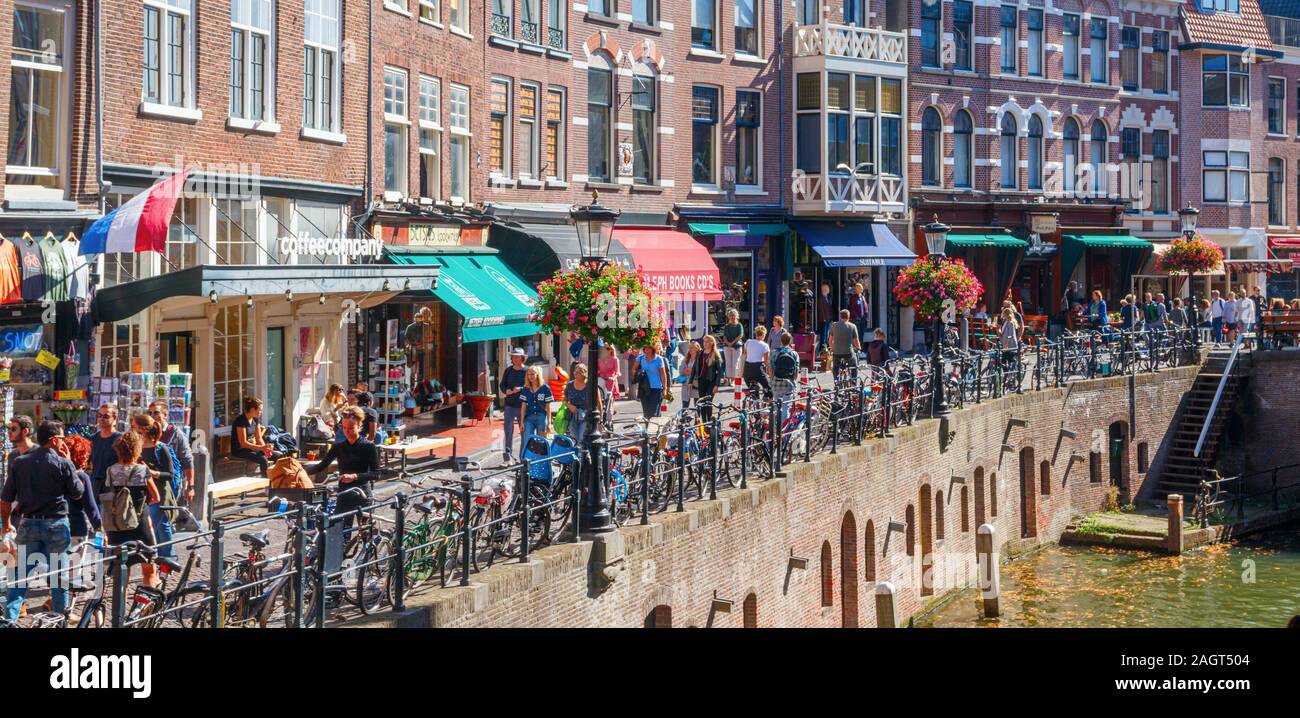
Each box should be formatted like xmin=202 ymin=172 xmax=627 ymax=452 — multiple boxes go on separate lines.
xmin=1157 ymin=233 xmax=1223 ymax=276
xmin=893 ymin=258 xmax=984 ymax=321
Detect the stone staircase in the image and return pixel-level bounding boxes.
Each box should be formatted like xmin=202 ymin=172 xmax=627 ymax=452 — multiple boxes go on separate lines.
xmin=1154 ymin=348 xmax=1244 ymax=498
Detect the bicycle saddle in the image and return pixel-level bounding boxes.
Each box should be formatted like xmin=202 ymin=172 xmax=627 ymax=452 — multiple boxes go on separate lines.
xmin=239 ymin=529 xmax=270 ymax=549
xmin=156 ymin=557 xmax=183 ymax=573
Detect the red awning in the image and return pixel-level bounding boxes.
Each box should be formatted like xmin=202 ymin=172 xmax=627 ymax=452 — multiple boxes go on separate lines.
xmin=1268 ymin=235 xmax=1300 ymax=249
xmin=612 ymin=227 xmax=723 ymax=301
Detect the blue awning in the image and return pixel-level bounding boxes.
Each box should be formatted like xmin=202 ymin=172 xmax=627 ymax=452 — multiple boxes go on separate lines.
xmin=789 ymin=220 xmax=916 ymax=267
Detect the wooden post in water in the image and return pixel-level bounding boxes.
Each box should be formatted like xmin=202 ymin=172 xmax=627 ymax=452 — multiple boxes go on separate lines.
xmin=1166 ymin=494 xmax=1184 ymax=555
xmin=976 ymin=524 xmax=1000 ymax=619
xmin=874 ymin=582 xmax=897 ymax=628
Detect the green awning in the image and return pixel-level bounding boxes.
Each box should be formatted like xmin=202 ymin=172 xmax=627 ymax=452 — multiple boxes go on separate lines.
xmin=686 ymin=222 xmax=789 ymax=237
xmin=946 ymin=234 xmax=1029 ymax=249
xmin=387 ymin=250 xmax=540 ymax=343
xmin=1061 ymin=234 xmax=1153 ymax=249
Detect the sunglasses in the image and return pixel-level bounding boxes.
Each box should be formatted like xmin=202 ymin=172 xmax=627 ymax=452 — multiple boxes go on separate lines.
xmin=6 ymin=426 xmax=20 ymax=433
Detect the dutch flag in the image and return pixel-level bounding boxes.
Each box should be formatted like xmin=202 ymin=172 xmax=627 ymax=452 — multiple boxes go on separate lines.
xmin=80 ymin=171 xmax=191 ymax=256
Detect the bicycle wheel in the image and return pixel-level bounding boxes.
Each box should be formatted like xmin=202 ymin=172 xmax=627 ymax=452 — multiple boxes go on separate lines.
xmin=470 ymin=503 xmax=502 ymax=573
xmin=647 ymin=455 xmax=676 ymax=513
xmin=355 ymin=533 xmax=392 ymax=614
xmin=720 ymin=433 xmax=744 ymax=489
xmin=504 ymin=485 xmax=551 ymax=556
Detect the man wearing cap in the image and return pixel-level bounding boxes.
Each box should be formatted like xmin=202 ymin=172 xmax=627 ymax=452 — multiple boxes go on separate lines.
xmin=499 ymin=348 xmax=528 ymax=462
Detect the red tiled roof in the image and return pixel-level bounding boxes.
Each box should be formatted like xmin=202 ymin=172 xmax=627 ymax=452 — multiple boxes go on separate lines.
xmin=1182 ymin=0 xmax=1276 ymax=50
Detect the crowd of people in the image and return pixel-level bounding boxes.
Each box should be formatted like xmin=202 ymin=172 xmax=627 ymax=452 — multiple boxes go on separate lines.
xmin=1061 ymin=281 xmax=1293 ymax=346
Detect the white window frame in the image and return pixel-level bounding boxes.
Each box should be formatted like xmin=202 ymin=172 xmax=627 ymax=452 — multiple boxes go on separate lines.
xmin=384 ymin=0 xmax=410 ymax=15
xmin=734 ymin=0 xmax=759 ymax=58
xmin=692 ymin=0 xmax=718 ymax=51
xmin=303 ymin=0 xmax=342 ymax=137
xmin=229 ymin=0 xmax=275 ymax=124
xmin=449 ymin=83 xmax=472 ymax=203
xmin=691 ymin=84 xmax=721 ymax=189
xmin=449 ymin=0 xmax=470 ymax=35
xmin=419 ymin=0 xmax=440 ymax=24
xmin=142 ymin=0 xmax=197 ymax=114
xmin=1202 ymin=150 xmax=1249 ymax=204
xmin=418 ymin=75 xmax=442 ymax=200
xmin=7 ymin=0 xmax=73 ymax=199
xmin=383 ymin=67 xmax=410 ymax=195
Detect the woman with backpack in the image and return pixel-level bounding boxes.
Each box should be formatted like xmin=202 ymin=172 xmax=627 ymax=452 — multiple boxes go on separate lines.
xmin=518 ymin=366 xmax=553 ymax=456
xmin=103 ymin=431 xmax=160 ymax=589
xmin=132 ymin=414 xmax=178 ymax=558
xmin=771 ymin=333 xmax=801 ymax=427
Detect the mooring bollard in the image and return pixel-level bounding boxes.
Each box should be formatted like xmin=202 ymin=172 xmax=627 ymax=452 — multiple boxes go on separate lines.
xmin=874 ymin=582 xmax=897 ymax=628
xmin=976 ymin=524 xmax=1000 ymax=619
xmin=1166 ymin=493 xmax=1184 ymax=555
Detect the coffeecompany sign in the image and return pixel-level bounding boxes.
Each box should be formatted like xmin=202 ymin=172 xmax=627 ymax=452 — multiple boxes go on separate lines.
xmin=278 ymin=231 xmax=383 ymax=259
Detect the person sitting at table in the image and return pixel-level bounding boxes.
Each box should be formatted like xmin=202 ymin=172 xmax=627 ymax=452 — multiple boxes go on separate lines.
xmin=971 ymin=302 xmax=989 ymax=320
xmin=317 ymin=383 xmax=346 ymax=430
xmin=231 ymin=397 xmax=283 ymax=476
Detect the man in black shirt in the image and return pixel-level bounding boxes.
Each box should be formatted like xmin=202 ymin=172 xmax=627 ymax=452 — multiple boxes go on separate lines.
xmin=308 ymin=407 xmax=381 ymax=523
xmin=4 ymin=415 xmax=34 ymax=490
xmin=353 ymin=391 xmax=381 ymax=442
xmin=1 ymin=420 xmax=82 ymax=619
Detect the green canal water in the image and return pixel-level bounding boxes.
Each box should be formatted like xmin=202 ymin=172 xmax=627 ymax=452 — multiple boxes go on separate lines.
xmin=919 ymin=526 xmax=1300 ymax=628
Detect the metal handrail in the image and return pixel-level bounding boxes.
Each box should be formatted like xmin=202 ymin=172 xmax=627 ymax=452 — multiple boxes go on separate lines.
xmin=1194 ymin=331 xmax=1248 ymax=459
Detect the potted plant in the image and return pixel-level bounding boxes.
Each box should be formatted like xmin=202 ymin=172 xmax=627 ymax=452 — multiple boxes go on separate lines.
xmin=465 ymin=392 xmax=494 ymax=422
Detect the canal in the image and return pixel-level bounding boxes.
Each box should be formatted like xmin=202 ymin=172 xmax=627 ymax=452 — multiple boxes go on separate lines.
xmin=919 ymin=525 xmax=1300 ymax=628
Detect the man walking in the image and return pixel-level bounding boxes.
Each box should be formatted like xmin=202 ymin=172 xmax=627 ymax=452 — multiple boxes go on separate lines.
xmin=1 ymin=420 xmax=83 ymax=620
xmin=848 ymin=283 xmax=870 ymax=339
xmin=1209 ymin=290 xmax=1226 ymax=343
xmin=830 ymin=309 xmax=861 ymax=378
xmin=5 ymin=415 xmax=34 ymax=483
xmin=771 ymin=333 xmax=800 ymax=429
xmin=499 ymin=348 xmax=528 ymax=463
xmin=88 ymin=404 xmax=120 ymax=494
xmin=817 ymin=283 xmax=834 ymax=347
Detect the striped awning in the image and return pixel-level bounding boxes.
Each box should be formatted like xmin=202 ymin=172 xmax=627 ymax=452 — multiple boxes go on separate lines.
xmin=1223 ymin=259 xmax=1296 ymax=274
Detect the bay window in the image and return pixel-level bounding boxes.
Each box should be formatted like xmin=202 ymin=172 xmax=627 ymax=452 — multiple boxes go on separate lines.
xmin=879 ymin=79 xmax=901 ymax=176
xmin=1203 ymin=54 xmax=1249 ymax=107
xmin=795 ymin=73 xmax=820 ymax=174
xmin=827 ymin=73 xmax=850 ymax=174
xmin=852 ymin=75 xmax=874 ymax=175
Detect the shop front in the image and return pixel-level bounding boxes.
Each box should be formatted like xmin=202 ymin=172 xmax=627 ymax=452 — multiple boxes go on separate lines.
xmin=1060 ymin=233 xmax=1153 ymax=313
xmin=91 ymin=264 xmax=429 ymax=476
xmin=679 ymin=214 xmax=789 ymax=337
xmin=367 ymin=246 xmax=539 ymax=429
xmin=787 ymin=218 xmax=915 ymax=352
xmin=917 ymin=231 xmax=1028 ymax=313
xmin=611 ymin=227 xmax=723 ymax=340
xmin=1267 ymin=237 xmax=1300 ymax=301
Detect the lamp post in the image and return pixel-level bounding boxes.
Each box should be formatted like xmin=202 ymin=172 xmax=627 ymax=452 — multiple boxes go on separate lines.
xmin=924 ymin=217 xmax=951 ymax=417
xmin=570 ymin=191 xmax=621 ymax=533
xmin=1179 ymin=204 xmax=1200 ymax=348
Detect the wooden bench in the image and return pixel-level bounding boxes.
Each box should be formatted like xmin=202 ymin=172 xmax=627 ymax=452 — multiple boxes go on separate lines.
xmin=378 ymin=436 xmax=457 ymax=475
xmin=1022 ymin=315 xmax=1049 ymax=345
xmin=967 ymin=317 xmax=996 ymax=350
xmin=1261 ymin=311 xmax=1300 ymax=348
xmin=207 ymin=475 xmax=270 ymax=500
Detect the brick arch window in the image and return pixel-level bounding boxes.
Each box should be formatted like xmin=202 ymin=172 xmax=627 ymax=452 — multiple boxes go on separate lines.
xmin=974 ymin=467 xmax=986 ymax=525
xmin=841 ymin=512 xmax=859 ymax=627
xmin=644 ymin=604 xmax=672 ymax=627
xmin=905 ymin=505 xmax=915 ymax=556
xmin=960 ymin=486 xmax=970 ymax=532
xmin=1040 ymin=460 xmax=1052 ymax=496
xmin=864 ymin=519 xmax=876 ymax=582
xmin=820 ymin=540 xmax=833 ymax=607
xmin=934 ymin=490 xmax=945 ymax=540
xmin=743 ymin=593 xmax=757 ymax=628
xmin=921 ymin=106 xmax=942 ymax=187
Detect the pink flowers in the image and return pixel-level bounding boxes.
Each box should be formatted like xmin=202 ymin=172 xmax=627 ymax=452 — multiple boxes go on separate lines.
xmin=893 ymin=258 xmax=983 ymax=321
xmin=1157 ymin=233 xmax=1223 ymax=275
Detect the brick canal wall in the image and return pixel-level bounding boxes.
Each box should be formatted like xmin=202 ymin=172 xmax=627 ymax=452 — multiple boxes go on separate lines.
xmin=372 ymin=365 xmax=1200 ymax=628
xmin=1221 ymin=352 xmax=1300 ymax=491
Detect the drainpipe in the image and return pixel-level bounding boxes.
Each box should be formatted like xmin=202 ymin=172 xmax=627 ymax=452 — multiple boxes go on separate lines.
xmin=364 ymin=0 xmax=374 ymax=214
xmin=94 ymin=0 xmax=107 ymax=210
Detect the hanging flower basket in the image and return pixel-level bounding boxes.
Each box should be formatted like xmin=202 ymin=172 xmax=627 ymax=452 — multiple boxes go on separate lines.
xmin=531 ymin=262 xmax=666 ymax=351
xmin=1156 ymin=233 xmax=1223 ymax=275
xmin=892 ymin=258 xmax=984 ymax=322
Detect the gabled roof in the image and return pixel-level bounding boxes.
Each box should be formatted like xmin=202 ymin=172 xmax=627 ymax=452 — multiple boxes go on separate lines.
xmin=1182 ymin=0 xmax=1276 ymax=51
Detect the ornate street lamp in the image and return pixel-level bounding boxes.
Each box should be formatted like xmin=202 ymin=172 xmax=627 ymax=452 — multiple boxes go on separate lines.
xmin=923 ymin=217 xmax=951 ymax=417
xmin=1179 ymin=204 xmax=1201 ymax=348
xmin=569 ymin=191 xmax=621 ymax=533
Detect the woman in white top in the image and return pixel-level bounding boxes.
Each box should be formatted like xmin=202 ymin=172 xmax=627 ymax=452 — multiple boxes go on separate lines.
xmin=317 ymin=383 xmax=345 ymax=429
xmin=1236 ymin=292 xmax=1255 ymax=342
xmin=741 ymin=325 xmax=772 ymax=399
